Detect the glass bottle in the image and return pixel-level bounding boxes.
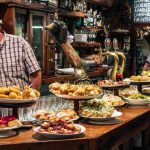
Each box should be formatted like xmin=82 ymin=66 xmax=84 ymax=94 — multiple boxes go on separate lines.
xmin=82 ymin=0 xmax=87 ymax=13
xmin=97 ymin=12 xmax=103 ymax=28
xmin=93 ymin=10 xmax=97 ymax=28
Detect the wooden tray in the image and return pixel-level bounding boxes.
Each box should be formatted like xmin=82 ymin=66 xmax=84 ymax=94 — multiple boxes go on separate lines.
xmin=124 ymin=78 xmax=150 ymax=85
xmin=0 ymin=98 xmax=37 ymax=108
xmin=99 ymin=84 xmax=130 ymax=90
xmin=55 ymin=94 xmax=103 ymax=101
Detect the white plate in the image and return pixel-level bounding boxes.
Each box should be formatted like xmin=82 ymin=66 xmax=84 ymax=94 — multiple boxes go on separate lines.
xmin=0 ymin=130 xmax=16 ymax=138
xmin=55 ymin=94 xmax=103 ymax=100
xmin=123 ymin=78 xmax=130 ymax=82
xmin=56 ymin=113 xmax=79 ymax=121
xmin=34 ymin=124 xmax=86 ymax=139
xmin=0 ymin=98 xmax=37 ymax=104
xmin=122 ymin=97 xmax=150 ymax=105
xmin=81 ymin=111 xmax=122 ymax=121
xmin=0 ymin=125 xmax=22 ymax=132
xmin=142 ymin=87 xmax=150 ymax=94
xmin=123 ymin=78 xmax=150 ymax=84
xmin=89 ymin=118 xmax=122 ymax=125
xmin=130 ymin=80 xmax=150 ymax=84
xmin=99 ymin=84 xmax=129 ymax=88
xmin=71 ymin=116 xmax=80 ymax=121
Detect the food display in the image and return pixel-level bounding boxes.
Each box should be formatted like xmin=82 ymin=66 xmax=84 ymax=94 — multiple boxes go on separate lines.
xmin=130 ymin=75 xmax=150 ymax=81
xmin=101 ymin=95 xmax=125 ymax=106
xmin=49 ymin=82 xmax=102 ymax=96
xmin=0 ymin=116 xmax=22 ymax=129
xmin=142 ymin=86 xmax=150 ymax=94
xmin=33 ymin=110 xmax=56 ymax=120
xmin=33 ymin=109 xmax=78 ymax=121
xmin=56 ymin=109 xmax=79 ymax=120
xmin=0 ymin=85 xmax=40 ymax=100
xmin=36 ymin=116 xmax=81 ymax=134
xmin=97 ymin=79 xmax=128 ymax=87
xmin=122 ymin=93 xmax=150 ymax=105
xmin=125 ymin=93 xmax=148 ymax=100
xmin=141 ymin=70 xmax=150 ymax=76
xmin=80 ymin=99 xmax=116 ymax=118
xmin=119 ymin=87 xmax=139 ymax=97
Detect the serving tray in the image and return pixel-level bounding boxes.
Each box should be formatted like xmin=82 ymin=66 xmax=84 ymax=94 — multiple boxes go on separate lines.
xmin=55 ymin=94 xmax=103 ymax=100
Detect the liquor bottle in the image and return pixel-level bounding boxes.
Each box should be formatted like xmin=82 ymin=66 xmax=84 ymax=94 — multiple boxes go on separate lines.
xmin=93 ymin=10 xmax=97 ymax=28
xmin=82 ymin=0 xmax=87 ymax=13
xmin=89 ymin=8 xmax=93 ymax=27
xmin=65 ymin=0 xmax=74 ymax=11
xmin=97 ymin=12 xmax=103 ymax=28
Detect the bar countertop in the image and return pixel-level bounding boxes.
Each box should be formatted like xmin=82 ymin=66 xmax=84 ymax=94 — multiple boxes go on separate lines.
xmin=0 ymin=107 xmax=149 ymax=150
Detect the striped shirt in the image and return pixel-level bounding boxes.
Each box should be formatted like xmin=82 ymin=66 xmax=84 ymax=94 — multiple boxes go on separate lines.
xmin=0 ymin=32 xmax=41 ymax=89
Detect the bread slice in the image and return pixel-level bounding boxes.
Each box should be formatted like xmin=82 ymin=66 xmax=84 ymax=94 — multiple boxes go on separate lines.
xmin=8 ymin=119 xmax=22 ymax=127
xmin=0 ymin=124 xmax=7 ymax=128
xmin=0 ymin=120 xmax=7 ymax=128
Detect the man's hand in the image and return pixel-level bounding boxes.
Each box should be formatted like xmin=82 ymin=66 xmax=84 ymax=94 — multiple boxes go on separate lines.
xmin=30 ymin=70 xmax=42 ymax=91
xmin=143 ymin=62 xmax=150 ymax=71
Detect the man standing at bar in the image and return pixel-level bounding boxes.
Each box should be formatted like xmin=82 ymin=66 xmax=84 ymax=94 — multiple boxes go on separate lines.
xmin=143 ymin=54 xmax=150 ymax=71
xmin=0 ymin=20 xmax=41 ymax=90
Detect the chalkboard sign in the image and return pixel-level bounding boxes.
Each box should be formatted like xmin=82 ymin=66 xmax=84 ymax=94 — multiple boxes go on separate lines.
xmin=133 ymin=0 xmax=150 ymax=23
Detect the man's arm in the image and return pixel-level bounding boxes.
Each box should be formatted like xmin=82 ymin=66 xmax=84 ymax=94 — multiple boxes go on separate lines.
xmin=143 ymin=62 xmax=150 ymax=71
xmin=30 ymin=70 xmax=42 ymax=91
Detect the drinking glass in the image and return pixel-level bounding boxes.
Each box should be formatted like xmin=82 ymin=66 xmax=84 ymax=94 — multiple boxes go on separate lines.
xmin=0 ymin=108 xmax=12 ymax=117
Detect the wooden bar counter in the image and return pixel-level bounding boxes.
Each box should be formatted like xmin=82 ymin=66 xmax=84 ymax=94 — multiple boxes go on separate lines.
xmin=0 ymin=108 xmax=149 ymax=150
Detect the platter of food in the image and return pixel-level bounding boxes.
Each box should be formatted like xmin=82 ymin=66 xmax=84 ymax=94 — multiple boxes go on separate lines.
xmin=0 ymin=85 xmax=40 ymax=104
xmin=122 ymin=93 xmax=150 ymax=105
xmin=0 ymin=116 xmax=22 ymax=132
xmin=124 ymin=76 xmax=150 ymax=84
xmin=80 ymin=111 xmax=122 ymax=121
xmin=55 ymin=93 xmax=103 ymax=100
xmin=34 ymin=124 xmax=85 ymax=139
xmin=142 ymin=87 xmax=150 ymax=95
xmin=33 ymin=116 xmax=86 ymax=139
xmin=101 ymin=95 xmax=125 ymax=106
xmin=33 ymin=109 xmax=79 ymax=122
xmin=119 ymin=87 xmax=139 ymax=97
xmin=56 ymin=109 xmax=79 ymax=121
xmin=97 ymin=80 xmax=130 ymax=89
xmin=80 ymin=98 xmax=122 ymax=121
xmin=141 ymin=70 xmax=150 ymax=77
xmin=81 ymin=96 xmax=125 ymax=107
xmin=0 ymin=98 xmax=38 ymax=104
xmin=49 ymin=82 xmax=102 ymax=100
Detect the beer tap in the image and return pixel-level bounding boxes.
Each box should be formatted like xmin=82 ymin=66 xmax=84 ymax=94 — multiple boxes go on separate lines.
xmin=99 ymin=38 xmax=119 ymax=81
xmin=113 ymin=38 xmax=126 ymax=78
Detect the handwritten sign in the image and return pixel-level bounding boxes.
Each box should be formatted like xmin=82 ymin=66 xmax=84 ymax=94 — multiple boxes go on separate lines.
xmin=133 ymin=0 xmax=150 ymax=23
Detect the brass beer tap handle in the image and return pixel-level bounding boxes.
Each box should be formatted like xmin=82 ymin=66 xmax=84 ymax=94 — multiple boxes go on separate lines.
xmin=113 ymin=38 xmax=126 ymax=74
xmin=98 ymin=47 xmax=119 ymax=81
xmin=108 ymin=52 xmax=119 ymax=81
xmin=115 ymin=51 xmax=126 ymax=74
